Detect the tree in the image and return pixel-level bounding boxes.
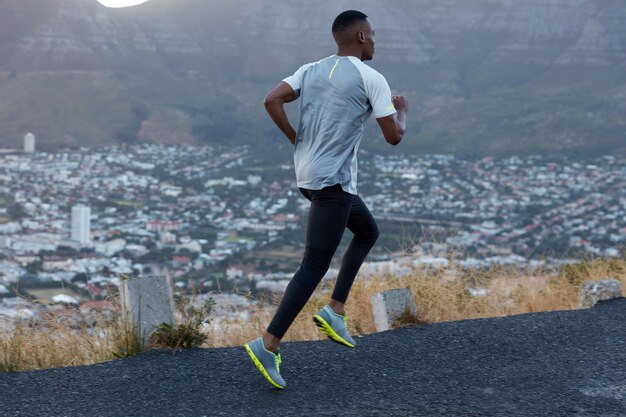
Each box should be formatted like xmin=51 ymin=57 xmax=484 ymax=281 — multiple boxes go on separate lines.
xmin=57 ymin=246 xmax=79 ymax=257
xmin=7 ymin=203 xmax=27 ymax=220
xmin=25 ymin=260 xmax=43 ymax=274
xmin=176 ymin=248 xmax=199 ymax=260
xmin=71 ymin=273 xmax=90 ymax=284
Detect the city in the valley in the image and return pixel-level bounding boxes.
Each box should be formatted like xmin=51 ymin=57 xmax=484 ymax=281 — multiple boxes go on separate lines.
xmin=1 ymin=143 xmax=625 ymax=326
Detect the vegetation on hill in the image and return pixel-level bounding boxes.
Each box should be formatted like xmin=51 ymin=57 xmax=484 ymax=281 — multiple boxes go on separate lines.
xmin=1 ymin=257 xmax=624 ymax=372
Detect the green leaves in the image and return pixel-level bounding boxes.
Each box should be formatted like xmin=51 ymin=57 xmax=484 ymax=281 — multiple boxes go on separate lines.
xmin=149 ymin=298 xmax=214 ymax=350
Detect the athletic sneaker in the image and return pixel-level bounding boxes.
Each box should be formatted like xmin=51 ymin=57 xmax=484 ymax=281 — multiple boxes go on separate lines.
xmin=244 ymin=337 xmax=286 ymax=389
xmin=313 ymin=305 xmax=356 ymax=348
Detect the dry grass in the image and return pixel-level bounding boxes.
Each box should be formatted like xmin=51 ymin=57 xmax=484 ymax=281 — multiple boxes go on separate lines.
xmin=203 ymin=257 xmax=626 ymax=347
xmin=0 ymin=307 xmax=141 ymax=372
xmin=2 ymin=258 xmax=625 ymax=372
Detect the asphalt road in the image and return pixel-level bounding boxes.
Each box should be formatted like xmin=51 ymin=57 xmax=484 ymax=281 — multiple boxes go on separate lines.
xmin=1 ymin=298 xmax=625 ymax=417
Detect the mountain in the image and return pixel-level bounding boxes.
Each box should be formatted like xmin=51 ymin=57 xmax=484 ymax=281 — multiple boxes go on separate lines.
xmin=1 ymin=0 xmax=625 ymax=156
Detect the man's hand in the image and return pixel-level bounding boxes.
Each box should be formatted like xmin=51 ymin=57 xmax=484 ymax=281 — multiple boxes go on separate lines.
xmin=376 ymin=95 xmax=409 ymax=146
xmin=392 ymin=95 xmax=409 ymax=112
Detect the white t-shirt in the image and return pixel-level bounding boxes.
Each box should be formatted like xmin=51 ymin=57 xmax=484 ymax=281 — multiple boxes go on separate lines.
xmin=283 ymin=55 xmax=396 ymax=194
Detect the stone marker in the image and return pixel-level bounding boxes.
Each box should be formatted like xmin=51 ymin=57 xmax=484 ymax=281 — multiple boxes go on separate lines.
xmin=579 ymin=278 xmax=623 ymax=308
xmin=370 ymin=288 xmax=418 ymax=332
xmin=119 ymin=274 xmax=176 ymax=347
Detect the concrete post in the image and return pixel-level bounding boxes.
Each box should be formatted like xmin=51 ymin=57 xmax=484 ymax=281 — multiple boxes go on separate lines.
xmin=370 ymin=288 xmax=418 ymax=332
xmin=119 ymin=274 xmax=176 ymax=347
xmin=579 ymin=278 xmax=623 ymax=308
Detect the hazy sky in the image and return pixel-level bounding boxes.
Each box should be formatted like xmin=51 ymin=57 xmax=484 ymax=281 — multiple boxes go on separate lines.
xmin=97 ymin=0 xmax=150 ymax=8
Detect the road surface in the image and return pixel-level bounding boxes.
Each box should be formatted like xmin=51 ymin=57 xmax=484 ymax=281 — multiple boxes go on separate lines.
xmin=1 ymin=298 xmax=625 ymax=416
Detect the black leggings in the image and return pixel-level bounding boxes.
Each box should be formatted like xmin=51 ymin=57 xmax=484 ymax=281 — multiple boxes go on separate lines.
xmin=266 ymin=184 xmax=379 ymax=339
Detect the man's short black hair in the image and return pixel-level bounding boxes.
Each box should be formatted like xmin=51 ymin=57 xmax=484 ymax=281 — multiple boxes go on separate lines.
xmin=332 ymin=10 xmax=368 ymax=33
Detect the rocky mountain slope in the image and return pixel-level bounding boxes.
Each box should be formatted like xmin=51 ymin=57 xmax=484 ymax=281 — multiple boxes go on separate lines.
xmin=1 ymin=0 xmax=625 ymax=155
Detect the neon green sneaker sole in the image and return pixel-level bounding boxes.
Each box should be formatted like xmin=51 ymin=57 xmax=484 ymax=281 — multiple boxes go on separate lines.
xmin=244 ymin=342 xmax=285 ymax=389
xmin=313 ymin=314 xmax=356 ymax=348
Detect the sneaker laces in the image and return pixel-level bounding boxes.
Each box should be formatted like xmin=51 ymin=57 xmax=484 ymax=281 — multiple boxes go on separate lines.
xmin=337 ymin=314 xmax=348 ymax=330
xmin=275 ymin=353 xmax=282 ymax=372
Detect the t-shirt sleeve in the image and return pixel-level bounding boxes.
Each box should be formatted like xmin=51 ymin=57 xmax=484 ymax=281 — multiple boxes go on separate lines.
xmin=282 ymin=63 xmax=314 ymax=98
xmin=365 ymin=71 xmax=397 ymax=119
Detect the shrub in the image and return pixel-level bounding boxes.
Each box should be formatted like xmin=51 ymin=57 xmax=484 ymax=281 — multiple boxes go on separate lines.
xmin=149 ymin=299 xmax=214 ymax=350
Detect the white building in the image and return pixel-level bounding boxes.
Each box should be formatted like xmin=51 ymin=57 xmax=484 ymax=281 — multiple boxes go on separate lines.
xmin=71 ymin=205 xmax=91 ymax=245
xmin=160 ymin=231 xmax=177 ymax=244
xmin=247 ymin=175 xmax=262 ymax=185
xmin=24 ymin=133 xmax=35 ymax=153
xmin=94 ymin=238 xmax=126 ymax=256
xmin=146 ymin=220 xmax=182 ymax=232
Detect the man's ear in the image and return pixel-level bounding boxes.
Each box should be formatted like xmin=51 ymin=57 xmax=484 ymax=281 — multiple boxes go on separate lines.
xmin=357 ymin=31 xmax=365 ymax=44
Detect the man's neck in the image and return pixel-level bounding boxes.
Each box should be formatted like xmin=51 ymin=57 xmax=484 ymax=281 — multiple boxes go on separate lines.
xmin=335 ymin=47 xmax=362 ymax=61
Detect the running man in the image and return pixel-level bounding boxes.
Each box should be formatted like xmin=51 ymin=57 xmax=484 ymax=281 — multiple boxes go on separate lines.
xmin=244 ymin=10 xmax=409 ymax=389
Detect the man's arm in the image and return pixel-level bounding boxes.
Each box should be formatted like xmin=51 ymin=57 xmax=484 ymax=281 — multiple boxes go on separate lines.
xmin=376 ymin=95 xmax=409 ymax=146
xmin=263 ymin=81 xmax=298 ymax=145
